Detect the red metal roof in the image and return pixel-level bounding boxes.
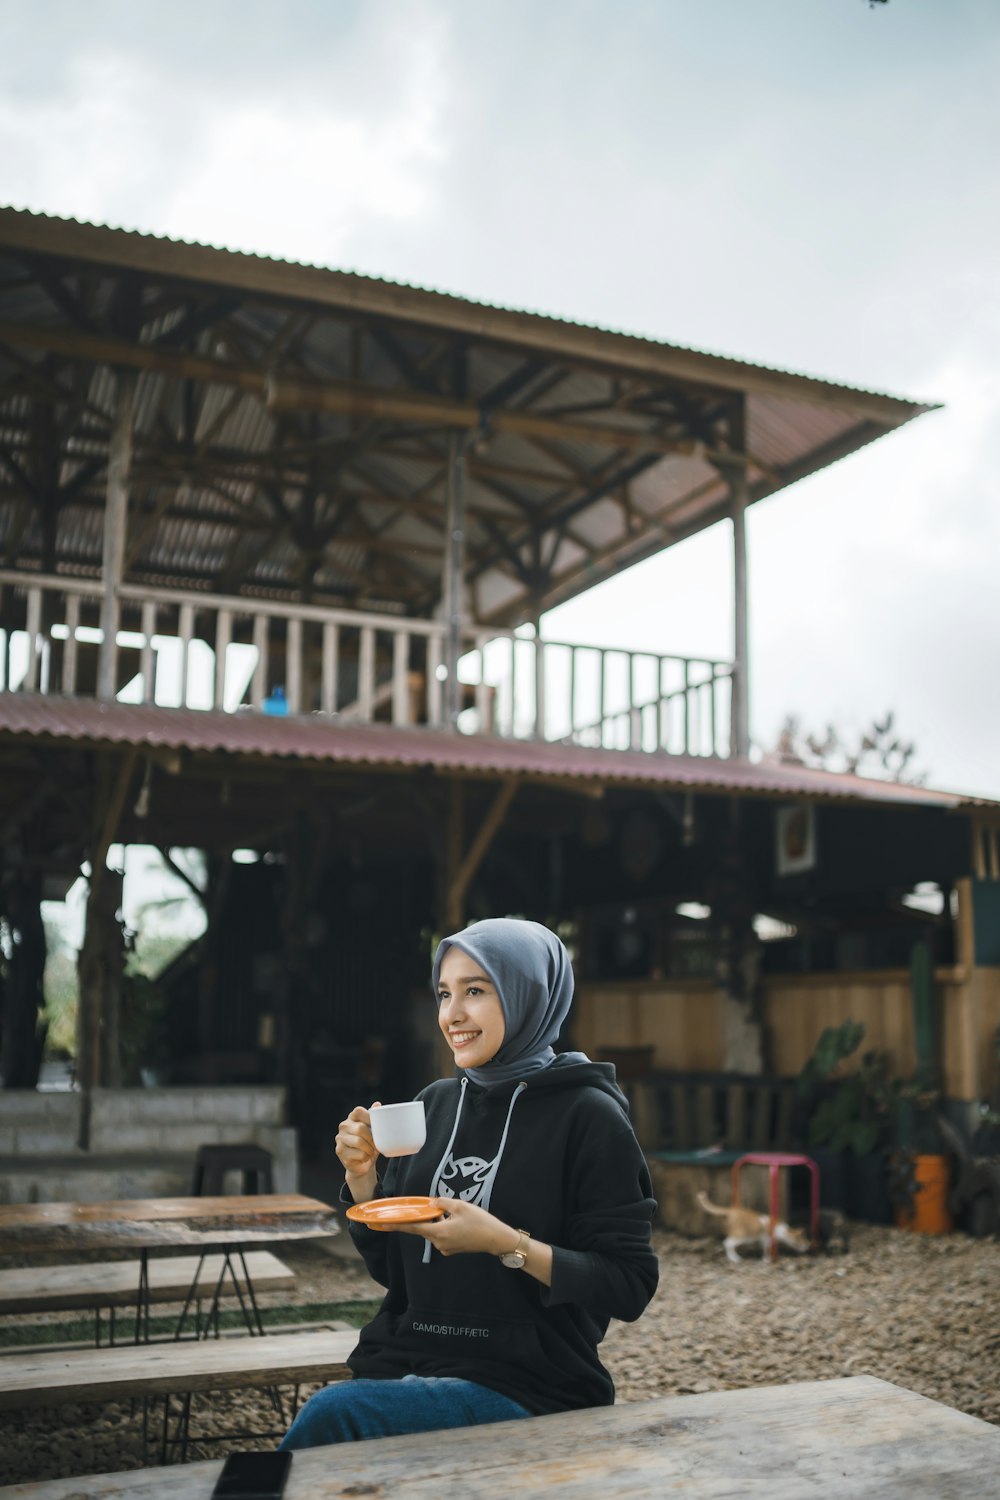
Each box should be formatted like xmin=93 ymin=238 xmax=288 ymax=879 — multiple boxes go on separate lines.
xmin=0 ymin=694 xmax=987 ymax=811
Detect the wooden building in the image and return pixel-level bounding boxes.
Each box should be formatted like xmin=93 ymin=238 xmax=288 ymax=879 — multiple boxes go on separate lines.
xmin=0 ymin=207 xmax=997 ymax=1155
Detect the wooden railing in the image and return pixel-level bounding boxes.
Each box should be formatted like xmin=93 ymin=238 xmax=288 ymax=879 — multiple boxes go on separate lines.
xmin=0 ymin=570 xmax=733 ymax=756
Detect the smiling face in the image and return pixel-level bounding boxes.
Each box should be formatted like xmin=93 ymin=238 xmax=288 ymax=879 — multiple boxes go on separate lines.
xmin=437 ymin=945 xmax=506 ymax=1070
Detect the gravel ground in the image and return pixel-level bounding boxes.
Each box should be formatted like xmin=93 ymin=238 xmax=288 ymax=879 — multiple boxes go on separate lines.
xmin=0 ymin=1221 xmax=997 ymax=1487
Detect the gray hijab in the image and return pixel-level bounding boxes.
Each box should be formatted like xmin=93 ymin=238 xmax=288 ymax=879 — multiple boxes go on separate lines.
xmin=431 ymin=917 xmax=586 ymax=1087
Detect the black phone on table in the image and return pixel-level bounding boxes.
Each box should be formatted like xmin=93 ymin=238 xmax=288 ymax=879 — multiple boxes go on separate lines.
xmin=211 ymin=1450 xmax=292 ymax=1500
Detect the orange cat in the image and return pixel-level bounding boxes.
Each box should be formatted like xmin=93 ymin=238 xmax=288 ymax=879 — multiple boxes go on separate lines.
xmin=696 ymin=1191 xmax=811 ymax=1264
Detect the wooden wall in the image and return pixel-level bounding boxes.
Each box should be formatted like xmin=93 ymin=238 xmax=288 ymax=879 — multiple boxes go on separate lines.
xmin=764 ymin=973 xmax=917 ymax=1080
xmin=571 ymin=980 xmax=723 ymax=1073
xmin=573 ymin=967 xmax=1000 ymax=1100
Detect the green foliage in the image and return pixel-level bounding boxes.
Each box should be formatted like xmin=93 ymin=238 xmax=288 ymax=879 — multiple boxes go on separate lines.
xmin=119 ymin=964 xmax=171 ymax=1084
xmin=797 ymin=1019 xmax=866 ymax=1093
xmin=798 ymin=1019 xmax=945 ymax=1181
xmin=797 ymin=1021 xmax=892 ymax=1157
xmin=40 ymin=945 xmax=78 ymax=1057
xmin=39 ymin=924 xmax=188 ymax=1069
xmin=808 ymin=1074 xmax=882 ymax=1156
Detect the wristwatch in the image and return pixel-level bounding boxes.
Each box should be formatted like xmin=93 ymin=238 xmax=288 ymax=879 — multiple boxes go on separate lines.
xmin=499 ymin=1228 xmax=530 ymax=1269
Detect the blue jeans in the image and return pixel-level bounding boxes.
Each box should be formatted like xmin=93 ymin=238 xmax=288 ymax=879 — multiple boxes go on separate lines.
xmin=280 ymin=1374 xmax=530 ymax=1449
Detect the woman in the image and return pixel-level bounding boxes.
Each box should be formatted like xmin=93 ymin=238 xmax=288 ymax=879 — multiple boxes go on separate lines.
xmin=282 ymin=917 xmax=658 ymax=1448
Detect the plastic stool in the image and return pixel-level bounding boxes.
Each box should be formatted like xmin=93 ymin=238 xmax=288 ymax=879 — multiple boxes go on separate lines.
xmin=192 ymin=1143 xmax=274 ymax=1196
xmin=731 ymin=1151 xmax=820 ymax=1261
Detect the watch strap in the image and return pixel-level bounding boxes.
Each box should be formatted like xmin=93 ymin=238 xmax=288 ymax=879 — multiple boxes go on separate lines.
xmin=499 ymin=1228 xmax=530 ymax=1267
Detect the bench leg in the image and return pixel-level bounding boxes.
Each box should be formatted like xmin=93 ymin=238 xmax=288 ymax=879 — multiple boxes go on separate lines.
xmin=158 ymin=1394 xmax=168 ymax=1466
xmin=157 ymin=1390 xmax=192 ymax=1466
xmin=179 ymin=1390 xmax=194 ymax=1464
xmin=189 ymin=1250 xmax=264 ymax=1341
xmin=134 ymin=1250 xmax=151 ymax=1344
xmin=238 ymin=1249 xmax=266 ymax=1337
xmin=174 ymin=1251 xmax=209 ymax=1340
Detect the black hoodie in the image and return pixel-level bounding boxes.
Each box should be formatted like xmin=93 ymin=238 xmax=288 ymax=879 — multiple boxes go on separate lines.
xmin=343 ymin=1059 xmax=659 ymax=1415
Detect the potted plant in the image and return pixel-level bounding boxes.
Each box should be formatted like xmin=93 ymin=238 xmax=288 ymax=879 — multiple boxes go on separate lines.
xmin=886 ymin=1071 xmax=953 ymax=1234
xmin=796 ymin=1021 xmax=894 ymax=1222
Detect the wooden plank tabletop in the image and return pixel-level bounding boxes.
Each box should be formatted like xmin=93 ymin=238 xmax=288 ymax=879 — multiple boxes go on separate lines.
xmin=1 ymin=1376 xmax=998 ymax=1498
xmin=0 ymin=1328 xmax=357 ymax=1410
xmin=0 ymin=1196 xmax=338 ymax=1254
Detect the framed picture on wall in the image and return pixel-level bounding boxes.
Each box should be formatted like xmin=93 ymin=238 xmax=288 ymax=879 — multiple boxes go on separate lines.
xmin=776 ymin=803 xmax=817 ymax=876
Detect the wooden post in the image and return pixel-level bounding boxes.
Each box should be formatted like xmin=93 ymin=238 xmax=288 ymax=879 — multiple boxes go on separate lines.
xmin=76 ymin=749 xmax=138 ymax=1147
xmin=729 ymin=463 xmax=750 ymax=759
xmin=443 ymin=778 xmax=519 ymax=933
xmin=452 ymin=780 xmax=518 ymax=920
xmin=0 ymin=869 xmax=47 ymax=1089
xmin=444 ymin=780 xmax=464 ymax=930
xmin=97 ymin=373 xmax=135 ymax=702
xmin=442 ymin=434 xmax=466 ymax=731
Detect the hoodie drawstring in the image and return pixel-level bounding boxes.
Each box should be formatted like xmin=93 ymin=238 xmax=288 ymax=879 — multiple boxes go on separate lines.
xmin=422 ymin=1078 xmax=468 ymax=1264
xmin=421 ymin=1079 xmax=527 ymax=1264
xmin=474 ymin=1081 xmax=527 ymax=1215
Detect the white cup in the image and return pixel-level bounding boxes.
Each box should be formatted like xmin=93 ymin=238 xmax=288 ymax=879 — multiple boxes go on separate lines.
xmin=369 ymin=1101 xmax=426 ymax=1158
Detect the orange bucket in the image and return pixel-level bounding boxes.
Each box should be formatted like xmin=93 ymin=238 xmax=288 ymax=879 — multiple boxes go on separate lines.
xmin=895 ymin=1154 xmax=953 ymax=1234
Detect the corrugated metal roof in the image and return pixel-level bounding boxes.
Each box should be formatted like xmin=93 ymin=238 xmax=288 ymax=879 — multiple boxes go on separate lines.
xmin=0 ymin=206 xmax=939 ymax=627
xmin=0 ymin=208 xmax=933 ymax=411
xmin=0 ymin=693 xmax=987 ymax=811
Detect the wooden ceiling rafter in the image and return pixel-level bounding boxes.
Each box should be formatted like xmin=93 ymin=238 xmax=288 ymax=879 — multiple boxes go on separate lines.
xmin=483 ymin=382 xmax=734 ymax=564
xmin=30 ymin=261 xmax=103 ymax=337
xmin=368 ymin=323 xmax=454 ymax=398
xmin=125 ymin=478 xmax=192 ymax=570
xmin=152 ymin=293 xmax=245 ymax=353
xmin=466 ymin=436 xmax=648 ymax=590
xmin=324 ymin=458 xmax=449 ymax=597
xmin=0 ymin=316 xmax=732 ymax=467
xmin=0 ymin=337 xmax=91 ymax=410
xmin=461 ymin=459 xmax=593 ymax=580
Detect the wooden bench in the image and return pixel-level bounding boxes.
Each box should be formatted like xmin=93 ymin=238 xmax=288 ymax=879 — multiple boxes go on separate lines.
xmin=0 ymin=1325 xmax=357 ymax=1462
xmin=0 ymin=1327 xmax=356 ymax=1412
xmin=0 ymin=1251 xmax=295 ymax=1317
xmin=628 ymin=1070 xmax=799 ymax=1232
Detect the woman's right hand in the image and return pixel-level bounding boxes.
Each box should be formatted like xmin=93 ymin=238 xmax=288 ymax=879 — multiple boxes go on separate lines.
xmin=336 ymin=1103 xmax=381 ymax=1203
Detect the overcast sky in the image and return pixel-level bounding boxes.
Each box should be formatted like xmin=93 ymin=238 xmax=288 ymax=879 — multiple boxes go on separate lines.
xmin=3 ymin=0 xmax=999 ymax=796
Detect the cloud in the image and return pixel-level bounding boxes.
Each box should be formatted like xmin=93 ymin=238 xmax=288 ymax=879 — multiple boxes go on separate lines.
xmin=162 ymin=13 xmax=448 ymax=263
xmin=749 ymin=343 xmax=1000 ymax=796
xmin=0 ymin=5 xmax=451 ymax=265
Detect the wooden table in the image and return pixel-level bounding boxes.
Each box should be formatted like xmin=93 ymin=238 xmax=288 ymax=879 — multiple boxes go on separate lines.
xmin=0 ymin=1195 xmax=338 ymax=1341
xmin=0 ymin=1196 xmax=338 ymax=1257
xmin=1 ymin=1376 xmax=997 ymax=1498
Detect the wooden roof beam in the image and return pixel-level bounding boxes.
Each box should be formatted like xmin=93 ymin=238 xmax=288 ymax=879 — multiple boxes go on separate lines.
xmin=0 ymin=318 xmax=775 ymax=470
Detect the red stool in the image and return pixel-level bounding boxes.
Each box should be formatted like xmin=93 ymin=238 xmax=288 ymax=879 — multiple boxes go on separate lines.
xmin=731 ymin=1152 xmax=820 ymax=1261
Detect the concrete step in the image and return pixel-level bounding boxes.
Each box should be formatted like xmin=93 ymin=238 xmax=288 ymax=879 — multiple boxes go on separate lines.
xmin=0 ymin=1153 xmax=197 ymax=1204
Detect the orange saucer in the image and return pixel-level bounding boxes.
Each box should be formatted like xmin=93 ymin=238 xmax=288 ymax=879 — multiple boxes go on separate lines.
xmin=346 ymin=1196 xmax=445 ymax=1231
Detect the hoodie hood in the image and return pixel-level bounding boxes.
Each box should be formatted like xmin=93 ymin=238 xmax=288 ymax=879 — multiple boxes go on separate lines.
xmin=522 ymin=1055 xmax=630 ymax=1112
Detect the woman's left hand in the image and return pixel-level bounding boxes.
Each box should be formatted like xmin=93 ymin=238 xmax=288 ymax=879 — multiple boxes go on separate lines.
xmin=398 ymin=1198 xmax=518 ymax=1258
